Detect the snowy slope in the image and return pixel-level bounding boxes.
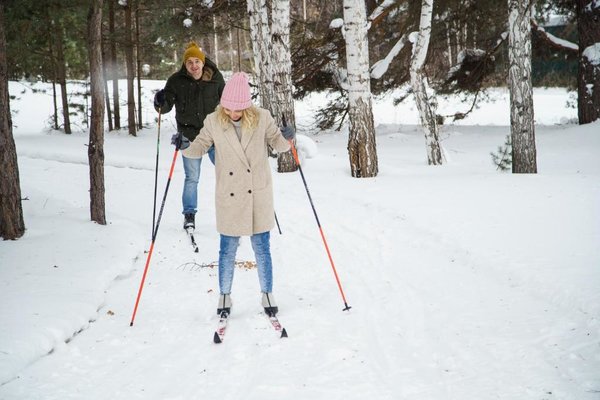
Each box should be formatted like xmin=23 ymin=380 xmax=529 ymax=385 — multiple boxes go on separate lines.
xmin=0 ymin=81 xmax=598 ymax=399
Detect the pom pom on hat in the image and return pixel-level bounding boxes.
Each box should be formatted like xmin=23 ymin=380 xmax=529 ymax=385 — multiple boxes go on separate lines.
xmin=220 ymin=72 xmax=253 ymax=110
xmin=183 ymin=42 xmax=205 ymax=64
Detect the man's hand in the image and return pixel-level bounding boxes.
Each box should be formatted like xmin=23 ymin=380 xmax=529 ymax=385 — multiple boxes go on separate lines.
xmin=171 ymin=133 xmax=190 ymax=150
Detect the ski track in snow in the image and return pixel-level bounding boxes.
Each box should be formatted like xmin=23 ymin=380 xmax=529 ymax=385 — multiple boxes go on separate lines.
xmin=3 ymin=134 xmax=599 ymax=400
xmin=2 ymin=84 xmax=599 ymax=399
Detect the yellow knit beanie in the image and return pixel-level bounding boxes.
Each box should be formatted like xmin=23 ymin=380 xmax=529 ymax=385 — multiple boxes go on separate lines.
xmin=183 ymin=42 xmax=205 ymax=63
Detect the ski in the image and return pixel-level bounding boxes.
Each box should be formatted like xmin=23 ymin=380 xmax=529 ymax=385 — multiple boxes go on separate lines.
xmin=186 ymin=227 xmax=199 ymax=253
xmin=214 ymin=312 xmax=287 ymax=343
xmin=266 ymin=313 xmax=288 ymax=338
xmin=213 ymin=311 xmax=229 ymax=343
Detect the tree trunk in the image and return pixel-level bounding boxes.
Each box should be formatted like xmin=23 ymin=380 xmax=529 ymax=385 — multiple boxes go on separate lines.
xmin=124 ymin=1 xmax=137 ymax=136
xmin=109 ymin=0 xmax=120 ymax=130
xmin=135 ymin=0 xmax=142 ymax=130
xmin=0 ymin=3 xmax=25 ymax=239
xmin=52 ymin=81 xmax=59 ymax=130
xmin=87 ymin=0 xmax=106 ymax=225
xmin=343 ymin=0 xmax=378 ymax=177
xmin=410 ymin=0 xmax=442 ymax=166
xmin=213 ymin=15 xmax=219 ymax=66
xmin=271 ymin=0 xmax=297 ymax=173
xmin=507 ymin=0 xmax=537 ymax=173
xmin=228 ymin=28 xmax=235 ymax=72
xmin=247 ymin=0 xmax=274 ymax=113
xmin=103 ymin=45 xmax=114 ymax=132
xmin=576 ymin=0 xmax=600 ymax=124
xmin=54 ymin=20 xmax=72 ymax=134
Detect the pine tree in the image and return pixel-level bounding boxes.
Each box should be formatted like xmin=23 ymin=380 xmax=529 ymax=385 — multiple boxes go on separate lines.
xmin=0 ymin=2 xmax=25 ymax=239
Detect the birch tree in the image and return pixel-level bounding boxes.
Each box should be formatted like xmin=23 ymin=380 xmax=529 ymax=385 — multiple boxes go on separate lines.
xmin=507 ymin=0 xmax=537 ymax=173
xmin=247 ymin=0 xmax=297 ymax=172
xmin=409 ymin=0 xmax=442 ymax=166
xmin=271 ymin=0 xmax=297 ymax=172
xmin=0 ymin=1 xmax=25 ymax=239
xmin=247 ymin=0 xmax=274 ymax=112
xmin=576 ymin=0 xmax=600 ymax=124
xmin=87 ymin=0 xmax=106 ymax=225
xmin=343 ymin=0 xmax=378 ymax=177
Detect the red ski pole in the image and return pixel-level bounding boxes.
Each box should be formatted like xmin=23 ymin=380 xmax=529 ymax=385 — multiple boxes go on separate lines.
xmin=130 ymin=147 xmax=179 ymax=326
xmin=151 ymin=110 xmax=161 ymax=239
xmin=284 ymin=118 xmax=351 ymax=311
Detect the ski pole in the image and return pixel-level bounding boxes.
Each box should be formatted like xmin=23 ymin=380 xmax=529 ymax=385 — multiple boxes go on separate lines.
xmin=283 ymin=116 xmax=351 ymax=312
xmin=152 ymin=110 xmax=161 ymax=238
xmin=130 ymin=147 xmax=180 ymax=326
xmin=274 ymin=211 xmax=282 ymax=234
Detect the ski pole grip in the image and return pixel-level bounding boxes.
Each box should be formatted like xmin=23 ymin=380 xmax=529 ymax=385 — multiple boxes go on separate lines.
xmin=289 ymin=139 xmax=300 ymax=165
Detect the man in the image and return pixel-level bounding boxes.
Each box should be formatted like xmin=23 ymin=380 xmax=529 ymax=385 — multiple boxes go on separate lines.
xmin=154 ymin=42 xmax=225 ymax=231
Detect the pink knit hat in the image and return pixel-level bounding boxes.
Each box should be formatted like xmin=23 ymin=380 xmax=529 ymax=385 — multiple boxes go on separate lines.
xmin=220 ymin=72 xmax=253 ymax=110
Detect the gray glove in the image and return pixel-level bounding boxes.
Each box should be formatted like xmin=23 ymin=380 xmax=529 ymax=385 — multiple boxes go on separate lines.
xmin=280 ymin=125 xmax=295 ymax=140
xmin=171 ymin=133 xmax=190 ymax=150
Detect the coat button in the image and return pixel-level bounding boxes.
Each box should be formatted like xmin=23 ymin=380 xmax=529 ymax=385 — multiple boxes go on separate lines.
xmin=247 ymin=169 xmax=250 ymax=173
xmin=230 ymin=193 xmax=234 ymax=196
xmin=229 ymin=171 xmax=233 ymax=175
xmin=248 ymin=190 xmax=252 ymax=194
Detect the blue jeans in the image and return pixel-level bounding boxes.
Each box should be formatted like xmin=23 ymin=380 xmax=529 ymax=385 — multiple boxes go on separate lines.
xmin=181 ymin=145 xmax=215 ymax=215
xmin=219 ymin=231 xmax=273 ymax=294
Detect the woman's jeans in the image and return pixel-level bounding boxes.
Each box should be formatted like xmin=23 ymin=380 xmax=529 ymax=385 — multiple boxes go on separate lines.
xmin=181 ymin=145 xmax=215 ymax=215
xmin=219 ymin=231 xmax=273 ymax=294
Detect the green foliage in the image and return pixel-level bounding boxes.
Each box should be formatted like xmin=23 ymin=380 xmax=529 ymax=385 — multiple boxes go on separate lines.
xmin=491 ymin=134 xmax=512 ymax=172
xmin=4 ymin=0 xmax=581 ymax=112
xmin=5 ymin=0 xmax=88 ymax=81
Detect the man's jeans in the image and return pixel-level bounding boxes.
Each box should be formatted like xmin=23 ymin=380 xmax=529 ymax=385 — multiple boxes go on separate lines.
xmin=218 ymin=231 xmax=273 ymax=294
xmin=181 ymin=146 xmax=215 ymax=215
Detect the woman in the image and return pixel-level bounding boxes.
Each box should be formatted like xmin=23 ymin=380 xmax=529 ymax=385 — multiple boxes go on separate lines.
xmin=182 ymin=72 xmax=295 ymax=317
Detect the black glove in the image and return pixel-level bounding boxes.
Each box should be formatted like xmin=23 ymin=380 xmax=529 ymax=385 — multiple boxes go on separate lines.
xmin=154 ymin=89 xmax=166 ymax=108
xmin=280 ymin=125 xmax=295 ymax=140
xmin=171 ymin=133 xmax=190 ymax=150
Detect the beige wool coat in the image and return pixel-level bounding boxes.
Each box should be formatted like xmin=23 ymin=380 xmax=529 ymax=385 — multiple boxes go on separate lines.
xmin=183 ymin=107 xmax=290 ymax=237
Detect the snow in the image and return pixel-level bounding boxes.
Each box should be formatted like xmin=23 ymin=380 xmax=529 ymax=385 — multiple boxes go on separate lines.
xmin=370 ymin=34 xmax=408 ymax=79
xmin=329 ymin=18 xmax=344 ymax=30
xmin=368 ymin=0 xmax=400 ymax=23
xmin=1 ymin=80 xmax=599 ymax=399
xmin=583 ymin=43 xmax=600 ymax=66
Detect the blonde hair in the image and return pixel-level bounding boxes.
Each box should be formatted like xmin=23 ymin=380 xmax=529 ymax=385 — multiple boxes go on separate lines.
xmin=216 ymin=105 xmax=259 ymax=131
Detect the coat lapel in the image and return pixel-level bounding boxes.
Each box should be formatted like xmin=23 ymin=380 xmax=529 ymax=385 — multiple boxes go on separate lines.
xmin=240 ymin=124 xmax=257 ymax=153
xmin=222 ymin=123 xmax=250 ymax=168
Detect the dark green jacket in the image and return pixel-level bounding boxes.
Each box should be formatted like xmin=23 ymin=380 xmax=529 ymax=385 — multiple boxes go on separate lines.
xmin=157 ymin=57 xmax=225 ymax=141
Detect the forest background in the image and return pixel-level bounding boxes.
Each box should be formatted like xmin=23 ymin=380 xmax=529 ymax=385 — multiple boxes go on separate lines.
xmin=1 ymin=0 xmax=587 ymax=134
xmin=1 ymin=0 xmax=599 ymax=237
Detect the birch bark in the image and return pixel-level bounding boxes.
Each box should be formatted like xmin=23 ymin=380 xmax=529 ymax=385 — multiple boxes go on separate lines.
xmin=409 ymin=0 xmax=442 ymax=166
xmin=507 ymin=0 xmax=537 ymax=173
xmin=576 ymin=0 xmax=600 ymax=124
xmin=343 ymin=0 xmax=378 ymax=177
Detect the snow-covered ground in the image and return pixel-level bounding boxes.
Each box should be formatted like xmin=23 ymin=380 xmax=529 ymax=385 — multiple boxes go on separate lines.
xmin=1 ymin=80 xmax=599 ymax=399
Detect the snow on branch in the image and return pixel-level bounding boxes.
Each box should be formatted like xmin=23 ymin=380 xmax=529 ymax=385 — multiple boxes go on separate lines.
xmin=583 ymin=43 xmax=600 ymax=66
xmin=368 ymin=0 xmax=407 ymax=28
xmin=530 ymin=19 xmax=578 ymax=53
xmin=370 ymin=33 xmax=409 ymax=79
